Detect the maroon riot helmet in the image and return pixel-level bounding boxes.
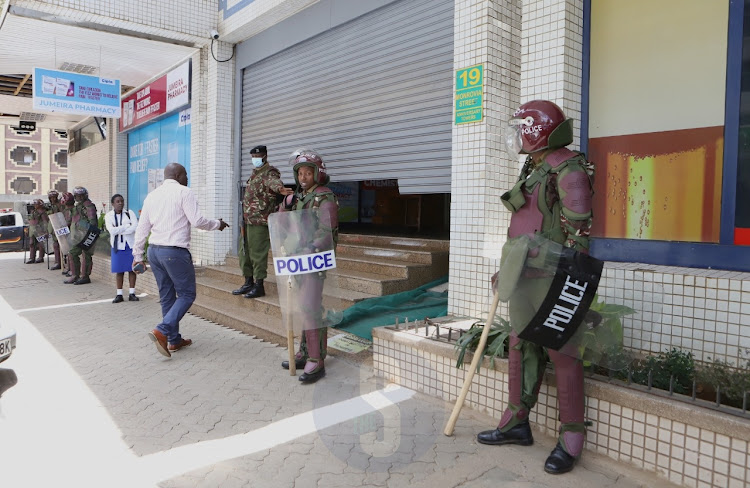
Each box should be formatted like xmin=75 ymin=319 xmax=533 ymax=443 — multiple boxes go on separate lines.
xmin=61 ymin=192 xmax=75 ymax=206
xmin=503 ymin=100 xmax=574 ymax=155
xmin=290 ymin=148 xmax=329 ymax=186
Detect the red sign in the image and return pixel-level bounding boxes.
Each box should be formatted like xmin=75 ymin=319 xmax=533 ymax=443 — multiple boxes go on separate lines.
xmin=120 ymin=61 xmax=190 ymax=132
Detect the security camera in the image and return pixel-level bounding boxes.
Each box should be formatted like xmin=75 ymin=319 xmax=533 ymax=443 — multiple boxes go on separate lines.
xmin=210 ymin=29 xmax=220 ymax=40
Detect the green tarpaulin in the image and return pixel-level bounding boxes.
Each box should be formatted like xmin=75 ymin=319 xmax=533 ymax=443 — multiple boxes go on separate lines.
xmin=332 ymin=276 xmax=448 ymax=341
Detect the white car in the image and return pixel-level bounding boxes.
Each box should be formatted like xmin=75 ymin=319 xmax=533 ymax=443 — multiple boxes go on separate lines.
xmin=0 ymin=324 xmax=16 ymax=364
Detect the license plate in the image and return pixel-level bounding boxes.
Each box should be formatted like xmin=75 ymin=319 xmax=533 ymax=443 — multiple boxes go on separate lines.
xmin=0 ymin=338 xmax=11 ymax=359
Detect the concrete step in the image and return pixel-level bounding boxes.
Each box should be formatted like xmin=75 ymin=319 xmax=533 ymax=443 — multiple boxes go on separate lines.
xmin=338 ymin=233 xmax=450 ymax=253
xmin=225 ymin=253 xmax=420 ymax=279
xmin=334 ymin=243 xmax=438 ymax=265
xmin=189 ymin=297 xmax=286 ymax=346
xmin=196 ymin=274 xmax=370 ymax=318
xmin=203 ymin=263 xmax=406 ymax=297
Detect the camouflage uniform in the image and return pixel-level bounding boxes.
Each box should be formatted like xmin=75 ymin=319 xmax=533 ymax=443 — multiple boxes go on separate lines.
xmin=26 ymin=205 xmax=48 ymax=263
xmin=67 ymin=198 xmax=98 ymax=282
xmin=239 ymin=163 xmax=286 ymax=281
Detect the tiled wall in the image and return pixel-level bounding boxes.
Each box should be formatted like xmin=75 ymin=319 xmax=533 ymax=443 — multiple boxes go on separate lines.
xmin=373 ymin=329 xmax=750 ymax=488
xmin=189 ymin=45 xmax=235 ymax=265
xmin=599 ymin=262 xmax=750 ymax=365
xmin=448 ymin=0 xmax=522 ymax=320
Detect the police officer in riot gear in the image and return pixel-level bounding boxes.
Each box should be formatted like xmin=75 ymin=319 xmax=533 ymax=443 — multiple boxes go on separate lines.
xmin=477 ymin=100 xmax=595 ymax=475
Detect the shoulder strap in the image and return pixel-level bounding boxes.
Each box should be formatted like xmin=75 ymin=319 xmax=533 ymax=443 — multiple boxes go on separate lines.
xmin=545 ymin=147 xmax=579 ymax=169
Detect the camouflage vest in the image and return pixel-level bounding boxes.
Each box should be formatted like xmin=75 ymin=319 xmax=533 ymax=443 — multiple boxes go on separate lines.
xmin=243 ymin=163 xmax=285 ymax=226
xmin=295 ymin=185 xmax=339 ymax=246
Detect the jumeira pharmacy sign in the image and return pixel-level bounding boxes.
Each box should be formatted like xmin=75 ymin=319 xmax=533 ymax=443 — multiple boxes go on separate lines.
xmin=33 ymin=68 xmax=121 ymax=118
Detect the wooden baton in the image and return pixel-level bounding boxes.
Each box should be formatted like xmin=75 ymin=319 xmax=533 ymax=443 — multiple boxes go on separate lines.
xmin=443 ymin=290 xmax=501 ymax=436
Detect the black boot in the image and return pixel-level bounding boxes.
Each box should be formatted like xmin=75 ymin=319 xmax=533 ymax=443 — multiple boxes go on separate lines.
xmin=299 ymin=361 xmax=325 ymax=383
xmin=543 ymin=442 xmax=577 ymax=474
xmin=232 ymin=276 xmax=254 ymax=295
xmin=243 ymin=279 xmax=265 ymax=298
xmin=477 ymin=420 xmax=534 ymax=446
xmin=282 ymin=357 xmax=306 ymax=370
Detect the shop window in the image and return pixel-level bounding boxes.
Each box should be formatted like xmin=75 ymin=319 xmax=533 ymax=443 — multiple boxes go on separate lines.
xmin=10 ymin=146 xmax=36 ymax=166
xmin=583 ymin=0 xmax=749 ymax=270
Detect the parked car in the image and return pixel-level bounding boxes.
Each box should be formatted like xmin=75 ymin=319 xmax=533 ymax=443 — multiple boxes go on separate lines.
xmin=0 ymin=323 xmax=16 ymax=364
xmin=0 ymin=208 xmax=28 ymax=252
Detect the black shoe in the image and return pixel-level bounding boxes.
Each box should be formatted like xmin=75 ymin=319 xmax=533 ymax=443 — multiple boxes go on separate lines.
xmin=64 ymin=275 xmax=79 ymax=284
xmin=282 ymin=358 xmax=306 ymax=370
xmin=50 ymin=264 xmax=61 ymax=270
xmin=299 ymin=367 xmax=325 ymax=383
xmin=232 ymin=277 xmax=254 ymax=295
xmin=243 ymin=280 xmax=265 ymax=298
xmin=112 ymin=295 xmax=124 ymax=303
xmin=73 ymin=276 xmax=91 ymax=285
xmin=129 ymin=294 xmax=140 ymax=302
xmin=544 ymin=442 xmax=577 ymax=474
xmin=477 ymin=421 xmax=534 ymax=446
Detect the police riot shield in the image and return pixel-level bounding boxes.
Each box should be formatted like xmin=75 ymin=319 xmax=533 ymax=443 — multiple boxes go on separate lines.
xmin=49 ymin=212 xmax=73 ymax=255
xmin=496 ymin=234 xmax=634 ymax=370
xmin=268 ymin=208 xmax=342 ymax=335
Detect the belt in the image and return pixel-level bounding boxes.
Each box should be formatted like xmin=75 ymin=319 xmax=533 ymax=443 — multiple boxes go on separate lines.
xmin=150 ymin=245 xmax=187 ymax=250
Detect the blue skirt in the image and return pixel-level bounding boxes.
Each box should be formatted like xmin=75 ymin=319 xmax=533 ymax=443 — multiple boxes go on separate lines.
xmin=111 ymin=243 xmax=134 ymax=273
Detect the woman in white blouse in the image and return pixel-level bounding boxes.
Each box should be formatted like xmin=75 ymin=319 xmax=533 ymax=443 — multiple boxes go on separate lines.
xmin=105 ymin=194 xmax=139 ymax=303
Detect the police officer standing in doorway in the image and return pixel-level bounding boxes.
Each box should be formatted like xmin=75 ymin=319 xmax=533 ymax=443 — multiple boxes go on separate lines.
xmin=233 ymin=145 xmax=293 ymax=299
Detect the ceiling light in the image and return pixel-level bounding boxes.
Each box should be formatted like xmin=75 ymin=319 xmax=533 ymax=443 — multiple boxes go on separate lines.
xmin=19 ymin=112 xmax=46 ymax=122
xmin=58 ymin=62 xmax=98 ymax=75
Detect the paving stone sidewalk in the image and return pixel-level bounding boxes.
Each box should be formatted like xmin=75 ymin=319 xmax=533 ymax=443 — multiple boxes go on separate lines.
xmin=0 ymin=252 xmax=674 ymax=487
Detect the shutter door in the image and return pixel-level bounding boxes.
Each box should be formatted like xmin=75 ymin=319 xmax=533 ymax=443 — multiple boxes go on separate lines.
xmin=241 ymin=0 xmax=454 ymax=194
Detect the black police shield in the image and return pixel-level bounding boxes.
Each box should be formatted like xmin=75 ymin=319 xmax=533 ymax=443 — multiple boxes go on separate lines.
xmin=502 ymin=235 xmax=632 ymax=369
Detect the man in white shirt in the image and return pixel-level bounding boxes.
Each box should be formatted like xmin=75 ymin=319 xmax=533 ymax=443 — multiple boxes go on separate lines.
xmin=133 ymin=163 xmax=229 ymax=358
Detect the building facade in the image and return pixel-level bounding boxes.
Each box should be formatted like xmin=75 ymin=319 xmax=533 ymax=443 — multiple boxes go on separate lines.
xmin=8 ymin=0 xmax=748 ymax=391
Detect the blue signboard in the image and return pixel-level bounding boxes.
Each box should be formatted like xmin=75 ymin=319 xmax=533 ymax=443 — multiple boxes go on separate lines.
xmin=33 ymin=68 xmax=121 ymax=117
xmin=128 ymin=109 xmax=191 ymax=214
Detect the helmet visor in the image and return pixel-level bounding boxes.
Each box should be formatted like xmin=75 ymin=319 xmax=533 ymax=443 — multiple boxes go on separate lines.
xmin=503 ymin=116 xmax=534 ymax=156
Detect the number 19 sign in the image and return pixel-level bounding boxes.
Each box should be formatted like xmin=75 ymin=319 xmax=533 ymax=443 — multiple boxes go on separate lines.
xmin=454 ymin=64 xmax=484 ymax=124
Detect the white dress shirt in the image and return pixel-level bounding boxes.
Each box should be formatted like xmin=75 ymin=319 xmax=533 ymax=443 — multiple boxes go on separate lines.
xmin=132 ymin=179 xmax=221 ymax=262
xmin=105 ymin=209 xmax=138 ymax=250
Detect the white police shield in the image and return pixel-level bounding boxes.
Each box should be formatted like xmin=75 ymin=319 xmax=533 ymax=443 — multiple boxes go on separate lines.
xmin=499 ymin=234 xmax=633 ymax=370
xmin=48 ymin=212 xmax=72 ymax=255
xmin=268 ymin=208 xmax=342 ymax=335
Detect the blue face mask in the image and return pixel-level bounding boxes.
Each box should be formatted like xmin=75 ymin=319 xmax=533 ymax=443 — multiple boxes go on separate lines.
xmin=252 ymin=157 xmax=264 ymax=168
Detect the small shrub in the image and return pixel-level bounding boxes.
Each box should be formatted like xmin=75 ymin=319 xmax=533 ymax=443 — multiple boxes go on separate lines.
xmin=455 ymin=316 xmax=511 ymax=372
xmin=696 ymin=350 xmax=750 ymax=407
xmin=629 ymin=348 xmax=695 ymax=395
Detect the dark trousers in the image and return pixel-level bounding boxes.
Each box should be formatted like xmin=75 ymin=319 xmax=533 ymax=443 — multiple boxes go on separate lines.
xmin=148 ymin=246 xmax=195 ymax=344
xmin=238 ymin=224 xmax=270 ymax=280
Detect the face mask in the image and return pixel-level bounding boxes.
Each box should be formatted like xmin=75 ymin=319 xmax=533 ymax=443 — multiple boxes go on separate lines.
xmin=252 ymin=157 xmax=264 ymax=168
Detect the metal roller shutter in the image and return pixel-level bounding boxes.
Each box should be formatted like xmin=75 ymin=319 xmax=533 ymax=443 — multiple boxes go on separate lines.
xmin=241 ymin=0 xmax=454 ymax=194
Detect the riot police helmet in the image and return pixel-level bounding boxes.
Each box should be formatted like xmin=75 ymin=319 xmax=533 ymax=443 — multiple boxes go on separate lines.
xmin=503 ymin=100 xmax=574 ymax=155
xmin=290 ymin=149 xmax=329 ymax=186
